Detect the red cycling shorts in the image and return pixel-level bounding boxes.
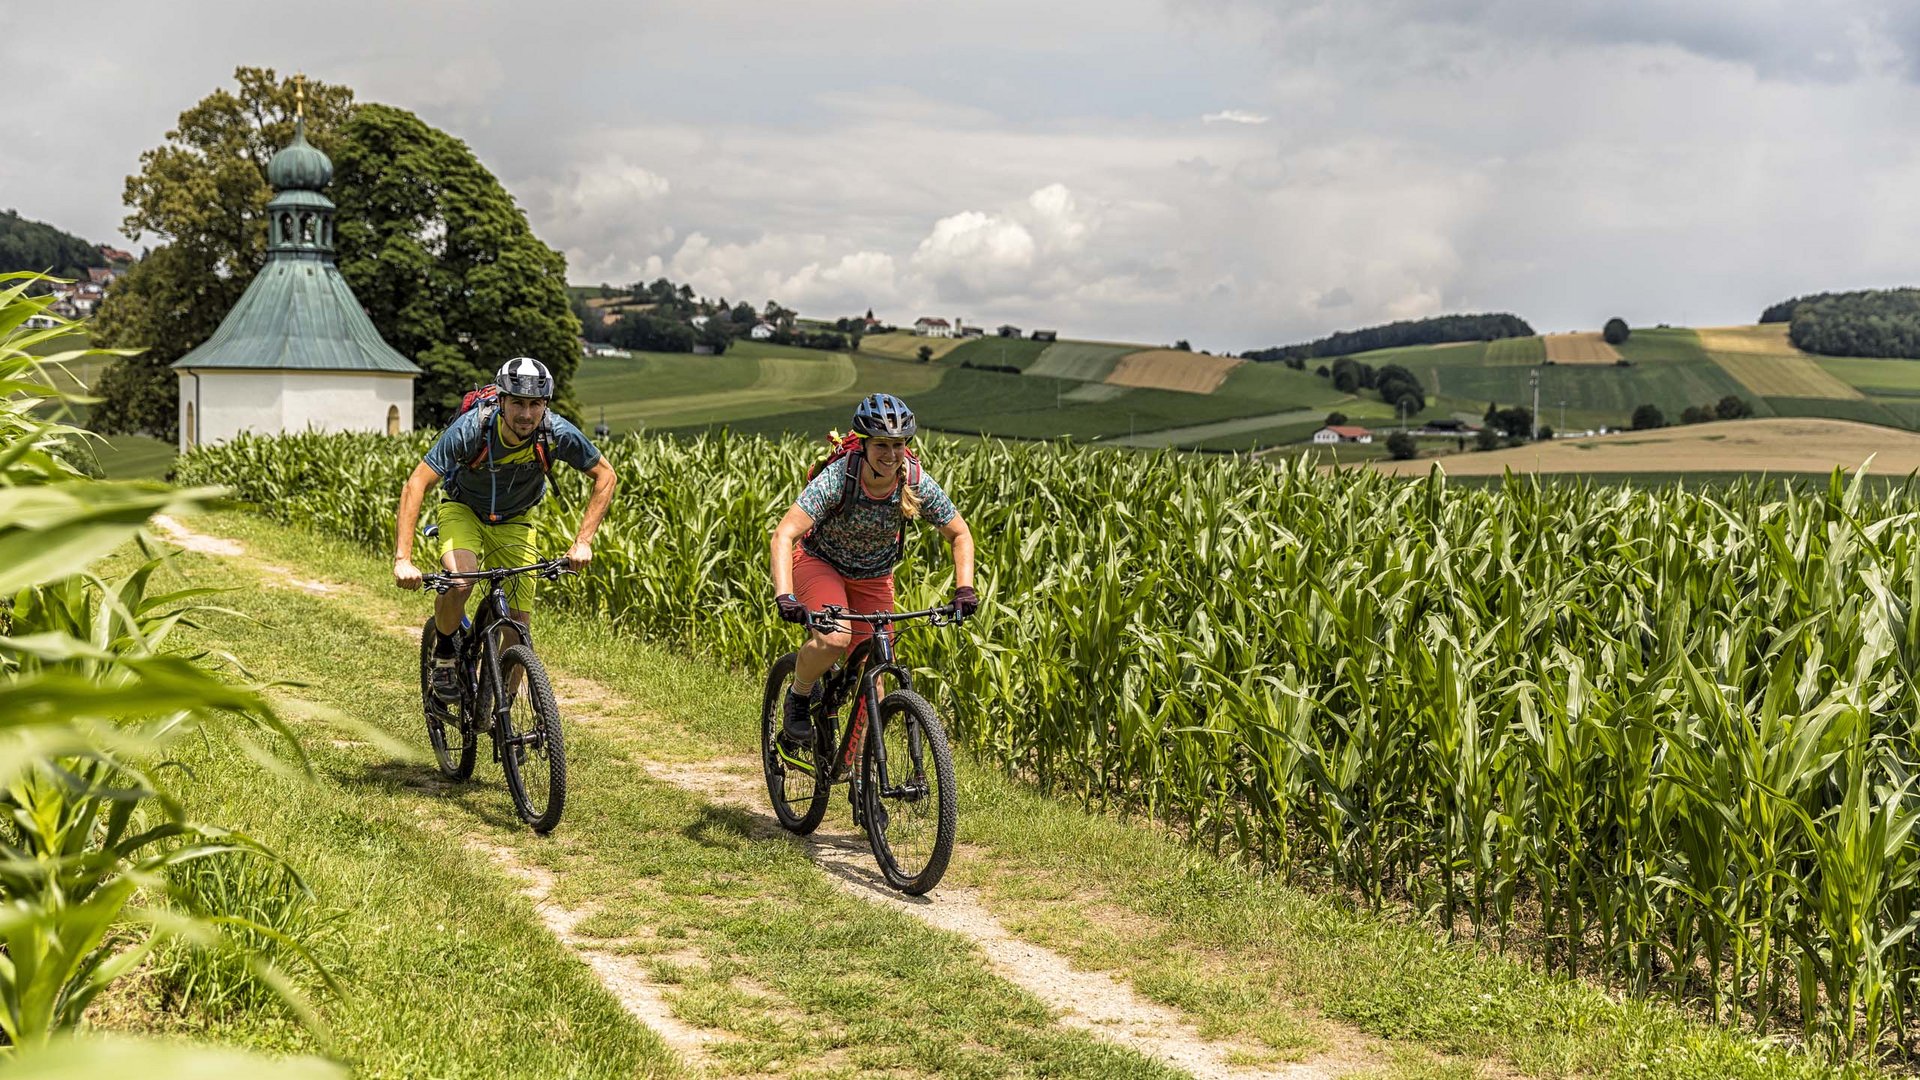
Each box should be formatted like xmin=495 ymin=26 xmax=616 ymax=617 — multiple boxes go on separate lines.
xmin=792 ymin=547 xmax=895 ymax=654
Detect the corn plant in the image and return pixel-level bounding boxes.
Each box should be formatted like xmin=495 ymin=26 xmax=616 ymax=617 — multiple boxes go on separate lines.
xmin=1 ymin=274 xmax=337 ymax=1064
xmin=180 ymin=411 xmax=1920 ymax=1062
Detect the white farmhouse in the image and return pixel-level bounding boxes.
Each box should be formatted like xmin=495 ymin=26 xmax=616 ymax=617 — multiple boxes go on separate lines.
xmin=1311 ymin=425 xmax=1374 ymax=444
xmin=172 ymin=110 xmax=419 ymax=454
xmin=913 ymin=316 xmax=953 ymax=338
xmin=750 ymin=322 xmax=776 ymax=340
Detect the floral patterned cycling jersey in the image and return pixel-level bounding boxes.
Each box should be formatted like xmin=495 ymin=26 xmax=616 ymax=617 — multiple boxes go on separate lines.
xmin=794 ymin=455 xmax=958 ymax=579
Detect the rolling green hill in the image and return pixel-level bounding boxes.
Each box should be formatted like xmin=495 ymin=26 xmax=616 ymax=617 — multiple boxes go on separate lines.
xmin=561 ymin=317 xmax=1920 ymax=453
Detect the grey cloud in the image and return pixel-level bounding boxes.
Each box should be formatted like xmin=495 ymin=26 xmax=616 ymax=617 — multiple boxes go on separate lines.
xmin=11 ymin=1 xmax=1920 ymax=354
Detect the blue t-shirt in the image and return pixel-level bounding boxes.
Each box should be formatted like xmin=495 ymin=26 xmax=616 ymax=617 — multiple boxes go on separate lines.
xmin=424 ymin=408 xmax=602 ymax=522
xmin=795 ymin=456 xmax=957 ymax=579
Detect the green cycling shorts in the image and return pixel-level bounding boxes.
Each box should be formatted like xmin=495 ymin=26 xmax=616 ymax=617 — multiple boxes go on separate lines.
xmin=436 ymin=500 xmax=539 ymax=612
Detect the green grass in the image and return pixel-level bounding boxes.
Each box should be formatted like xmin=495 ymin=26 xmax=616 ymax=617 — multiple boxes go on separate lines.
xmin=571 ymin=343 xmax=863 ymax=432
xmin=1759 ymin=396 xmax=1901 ymax=425
xmin=1483 ymin=338 xmax=1543 ymax=365
xmin=940 ymin=337 xmax=1051 ymax=371
xmin=1025 ymin=342 xmax=1133 ymax=381
xmin=1615 ymin=327 xmax=1711 ymax=364
xmin=147 ymin=515 xmax=1189 ymax=1079
xmin=79 ymin=433 xmax=175 ymax=479
xmin=148 ymin=510 xmax=1879 ymax=1080
xmin=1816 ymin=354 xmax=1920 ymax=395
xmin=1424 ymin=360 xmax=1761 ymax=419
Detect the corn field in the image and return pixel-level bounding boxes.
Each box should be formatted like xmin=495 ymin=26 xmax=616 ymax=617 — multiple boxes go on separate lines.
xmin=183 ymin=429 xmax=1920 ymax=1060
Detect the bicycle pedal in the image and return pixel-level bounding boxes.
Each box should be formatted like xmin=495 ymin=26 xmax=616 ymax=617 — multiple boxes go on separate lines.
xmin=774 ymin=744 xmax=814 ymax=774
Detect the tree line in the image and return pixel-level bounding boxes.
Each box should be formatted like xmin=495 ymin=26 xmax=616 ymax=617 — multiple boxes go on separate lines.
xmin=0 ymin=209 xmax=106 ymax=282
xmin=576 ymin=279 xmax=860 ymax=356
xmin=1758 ymin=288 xmax=1920 ymax=359
xmin=1246 ymin=313 xmax=1535 ymax=367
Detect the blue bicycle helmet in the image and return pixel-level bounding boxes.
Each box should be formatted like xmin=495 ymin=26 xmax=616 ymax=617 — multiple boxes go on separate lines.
xmin=851 ymin=393 xmax=916 ymax=439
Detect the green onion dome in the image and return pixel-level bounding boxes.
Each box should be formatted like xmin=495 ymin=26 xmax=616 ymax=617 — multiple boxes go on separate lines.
xmin=267 ymin=117 xmax=332 ymax=192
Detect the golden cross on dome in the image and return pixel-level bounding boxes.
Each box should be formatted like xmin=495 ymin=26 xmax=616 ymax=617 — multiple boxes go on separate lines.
xmin=295 ymin=73 xmax=306 ymax=120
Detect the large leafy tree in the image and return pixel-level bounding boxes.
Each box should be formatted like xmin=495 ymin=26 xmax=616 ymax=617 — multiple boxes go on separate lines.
xmin=333 ymin=104 xmax=578 ymax=424
xmin=0 ymin=210 xmax=106 ymax=280
xmin=94 ymin=68 xmax=578 ymax=438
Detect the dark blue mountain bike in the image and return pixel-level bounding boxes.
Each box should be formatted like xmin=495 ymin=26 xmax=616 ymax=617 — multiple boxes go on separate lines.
xmin=760 ymin=604 xmax=959 ymax=895
xmin=415 ymin=526 xmax=571 ymax=834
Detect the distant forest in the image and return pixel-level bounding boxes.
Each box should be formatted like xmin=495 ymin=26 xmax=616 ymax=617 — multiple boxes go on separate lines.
xmin=1246 ymin=313 xmax=1534 ymax=365
xmin=0 ymin=209 xmax=104 ymax=280
xmin=1760 ymin=288 xmax=1920 ymax=359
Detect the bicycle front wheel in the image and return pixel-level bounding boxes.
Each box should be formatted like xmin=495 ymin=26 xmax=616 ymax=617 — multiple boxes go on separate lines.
xmin=495 ymin=643 xmax=568 ymax=834
xmin=761 ymin=652 xmax=830 ymax=834
xmin=860 ymin=690 xmax=956 ymax=895
xmin=420 ymin=618 xmax=476 ymax=780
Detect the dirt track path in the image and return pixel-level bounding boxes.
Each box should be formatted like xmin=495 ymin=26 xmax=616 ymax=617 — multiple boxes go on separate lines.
xmin=151 ymin=513 xmax=1370 ymax=1080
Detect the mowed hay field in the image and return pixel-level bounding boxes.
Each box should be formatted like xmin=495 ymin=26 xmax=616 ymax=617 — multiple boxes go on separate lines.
xmin=1025 ymin=341 xmax=1134 ymax=381
xmin=1697 ymin=324 xmax=1867 ymax=400
xmin=572 ymin=344 xmax=863 ymax=430
xmin=1541 ymin=332 xmax=1622 ymax=363
xmin=1371 ymin=417 xmax=1920 ymax=476
xmin=1105 ymin=349 xmax=1242 ymax=393
xmin=859 ymin=331 xmax=967 ymax=361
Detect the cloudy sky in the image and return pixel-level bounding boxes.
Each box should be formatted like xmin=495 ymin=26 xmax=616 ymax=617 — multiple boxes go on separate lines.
xmin=8 ymin=0 xmax=1920 ymax=350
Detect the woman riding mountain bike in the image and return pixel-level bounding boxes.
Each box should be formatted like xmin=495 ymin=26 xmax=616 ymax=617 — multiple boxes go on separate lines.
xmin=769 ymin=393 xmax=978 ymax=752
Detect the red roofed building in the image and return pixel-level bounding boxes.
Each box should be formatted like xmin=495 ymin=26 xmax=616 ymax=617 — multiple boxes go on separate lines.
xmin=1311 ymin=425 xmax=1373 ymax=444
xmin=913 ymin=316 xmax=953 ymax=338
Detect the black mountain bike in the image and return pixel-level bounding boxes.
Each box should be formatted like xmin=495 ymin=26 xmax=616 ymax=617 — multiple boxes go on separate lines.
xmin=760 ymin=604 xmax=960 ymax=895
xmin=416 ymin=535 xmax=571 ymax=834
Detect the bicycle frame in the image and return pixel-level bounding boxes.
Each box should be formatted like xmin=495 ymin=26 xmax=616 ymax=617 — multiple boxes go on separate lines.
xmin=807 ymin=605 xmax=952 ymax=790
xmin=424 ymin=559 xmax=566 ymax=758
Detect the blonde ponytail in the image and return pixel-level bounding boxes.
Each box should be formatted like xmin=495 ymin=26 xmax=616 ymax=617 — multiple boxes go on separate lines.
xmin=899 ymin=455 xmax=922 ymax=520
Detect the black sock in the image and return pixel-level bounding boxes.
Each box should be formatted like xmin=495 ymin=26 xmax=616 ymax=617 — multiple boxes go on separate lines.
xmin=434 ymin=630 xmax=457 ymax=658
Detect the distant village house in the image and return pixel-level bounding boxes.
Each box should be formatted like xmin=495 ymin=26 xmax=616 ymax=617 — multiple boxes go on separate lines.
xmin=1312 ymin=425 xmax=1373 ymax=444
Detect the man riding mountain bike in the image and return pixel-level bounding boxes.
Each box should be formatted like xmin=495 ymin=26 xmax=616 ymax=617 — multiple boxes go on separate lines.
xmin=393 ymin=356 xmax=618 ymax=704
xmin=768 ymin=393 xmax=977 ymax=753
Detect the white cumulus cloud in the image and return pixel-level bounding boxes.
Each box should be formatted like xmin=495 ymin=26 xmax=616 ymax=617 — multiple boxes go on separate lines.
xmin=1202 ymin=109 xmax=1270 ymax=124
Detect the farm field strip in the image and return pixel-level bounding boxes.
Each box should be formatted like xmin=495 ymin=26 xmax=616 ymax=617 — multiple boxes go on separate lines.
xmin=1113 ymin=407 xmax=1329 ymax=448
xmin=1026 ymin=341 xmax=1133 ymax=381
xmin=1710 ymin=349 xmax=1865 ymax=399
xmin=1815 ymin=354 xmax=1920 ymax=396
xmin=1063 ymin=382 xmax=1128 ymax=403
xmin=1370 ymin=416 xmax=1920 ymax=475
xmin=1483 ymin=337 xmax=1546 ymax=365
xmin=1696 ymin=323 xmax=1804 ymax=355
xmin=1540 ymin=332 xmax=1622 ymax=363
xmin=1105 ymin=349 xmax=1243 ymax=393
xmin=582 ymin=353 xmax=858 ymax=429
xmin=859 ymin=332 xmax=967 ymax=361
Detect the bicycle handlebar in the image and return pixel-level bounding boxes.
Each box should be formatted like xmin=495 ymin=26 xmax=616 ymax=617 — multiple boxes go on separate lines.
xmin=419 ymin=558 xmax=574 ymax=593
xmin=804 ymin=603 xmax=963 ymax=633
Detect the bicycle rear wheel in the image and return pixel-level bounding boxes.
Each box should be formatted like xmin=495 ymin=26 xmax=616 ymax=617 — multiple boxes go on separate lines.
xmin=860 ymin=690 xmax=956 ymax=895
xmin=419 ymin=619 xmax=476 ymax=780
xmin=495 ymin=643 xmax=567 ymax=834
xmin=761 ymin=652 xmax=830 ymax=834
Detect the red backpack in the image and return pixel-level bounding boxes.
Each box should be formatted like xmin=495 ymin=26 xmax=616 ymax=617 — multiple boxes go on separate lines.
xmin=803 ymin=432 xmax=922 ymax=560
xmin=454 ymin=384 xmax=553 ymax=474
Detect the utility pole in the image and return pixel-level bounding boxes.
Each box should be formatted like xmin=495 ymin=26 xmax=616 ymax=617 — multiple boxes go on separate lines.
xmin=1529 ymin=368 xmax=1540 ymax=442
xmin=1559 ymin=398 xmax=1566 ymax=434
